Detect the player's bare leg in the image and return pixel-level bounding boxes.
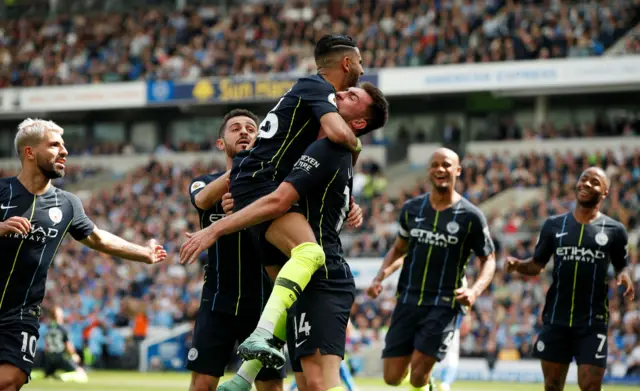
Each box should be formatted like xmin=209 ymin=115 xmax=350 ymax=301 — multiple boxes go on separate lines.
xmin=299 ymin=350 xmax=342 ymax=391
xmin=409 ymin=350 xmax=437 ymax=389
xmin=255 ymin=380 xmax=284 ymax=391
xmin=577 ymin=365 xmax=605 ymax=391
xmin=238 ymin=213 xmax=322 ymax=368
xmin=0 ymin=364 xmax=27 ymax=391
xmin=190 ymin=373 xmax=218 ymax=391
xmin=541 ymin=361 xmax=570 ymax=391
xmin=293 ymin=372 xmax=310 ymax=391
xmin=383 ymin=356 xmax=411 ymax=385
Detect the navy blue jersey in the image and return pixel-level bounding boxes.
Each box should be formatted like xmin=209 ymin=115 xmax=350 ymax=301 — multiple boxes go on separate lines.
xmin=533 ymin=212 xmax=628 ymax=327
xmin=44 ymin=322 xmax=68 ymax=354
xmin=395 ymin=195 xmax=494 ymax=310
xmin=284 ymin=138 xmax=353 ymax=285
xmin=0 ymin=177 xmax=95 ymax=317
xmin=231 ymin=74 xmax=339 ymax=188
xmin=189 ymin=173 xmax=272 ymax=316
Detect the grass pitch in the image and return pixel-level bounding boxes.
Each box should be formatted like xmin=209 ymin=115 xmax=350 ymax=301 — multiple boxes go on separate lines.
xmin=26 ymin=370 xmax=638 ymax=391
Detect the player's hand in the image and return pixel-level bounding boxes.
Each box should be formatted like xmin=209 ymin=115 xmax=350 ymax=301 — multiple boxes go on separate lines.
xmin=222 ymin=192 xmax=234 ymax=216
xmin=504 ymin=256 xmax=520 ymax=274
xmin=347 ymin=197 xmax=363 ymax=228
xmin=617 ymin=272 xmax=635 ymax=301
xmin=71 ymin=353 xmax=81 ymax=364
xmin=145 ymin=239 xmax=167 ymax=264
xmin=366 ymin=281 xmax=383 ymax=299
xmin=180 ymin=226 xmax=219 ymax=265
xmin=0 ymin=216 xmax=31 ymax=236
xmin=455 ymin=287 xmax=478 ymax=307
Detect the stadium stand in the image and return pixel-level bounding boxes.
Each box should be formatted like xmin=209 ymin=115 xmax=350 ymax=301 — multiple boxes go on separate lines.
xmin=2 ymin=0 xmax=640 ymax=86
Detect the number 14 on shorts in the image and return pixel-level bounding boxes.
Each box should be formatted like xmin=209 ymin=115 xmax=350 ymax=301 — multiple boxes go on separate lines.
xmin=293 ymin=312 xmax=311 ymax=346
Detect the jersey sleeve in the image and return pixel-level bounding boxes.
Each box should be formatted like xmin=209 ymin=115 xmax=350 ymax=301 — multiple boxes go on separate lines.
xmin=397 ymin=203 xmax=411 ymax=240
xmin=469 ymin=208 xmax=495 ymax=257
xmin=284 ymin=140 xmax=344 ymax=199
xmin=66 ymin=192 xmax=95 ymax=241
xmin=295 ymin=76 xmax=339 ymax=120
xmin=188 ymin=176 xmax=208 ymax=212
xmin=533 ymin=218 xmax=555 ymax=267
xmin=610 ymin=224 xmax=629 ymax=273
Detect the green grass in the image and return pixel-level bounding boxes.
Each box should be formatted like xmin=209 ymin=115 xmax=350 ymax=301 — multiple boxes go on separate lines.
xmin=26 ymin=370 xmax=638 ymax=391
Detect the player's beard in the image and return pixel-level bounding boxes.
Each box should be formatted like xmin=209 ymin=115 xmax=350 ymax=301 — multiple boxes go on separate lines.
xmin=346 ymin=68 xmax=360 ymax=88
xmin=575 ymin=190 xmax=601 ymax=209
xmin=37 ymin=154 xmax=64 ymax=179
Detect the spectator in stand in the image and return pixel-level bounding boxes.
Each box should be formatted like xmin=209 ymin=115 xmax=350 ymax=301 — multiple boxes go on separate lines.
xmin=1 ymin=0 xmax=640 ymax=87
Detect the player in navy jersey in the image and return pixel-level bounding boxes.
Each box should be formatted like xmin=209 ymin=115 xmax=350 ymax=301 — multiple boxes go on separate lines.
xmin=0 ymin=119 xmax=167 ymax=391
xmin=505 ymin=167 xmax=634 ymax=391
xmin=181 ymin=75 xmax=388 ymax=370
xmin=213 ymin=87 xmax=387 ymax=391
xmin=186 ymin=109 xmax=284 ymax=391
xmin=367 ymin=148 xmax=496 ymax=391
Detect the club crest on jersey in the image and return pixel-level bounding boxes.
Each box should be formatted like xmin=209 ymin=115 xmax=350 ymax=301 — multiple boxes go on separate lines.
xmin=446 ymin=221 xmax=460 ymax=234
xmin=595 ymin=232 xmax=608 ymax=246
xmin=328 ymin=93 xmax=337 ymax=108
xmin=48 ymin=207 xmax=62 ymax=224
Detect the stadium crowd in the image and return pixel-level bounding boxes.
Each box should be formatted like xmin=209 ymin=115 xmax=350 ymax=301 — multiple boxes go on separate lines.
xmin=2 ymin=0 xmax=640 ymax=87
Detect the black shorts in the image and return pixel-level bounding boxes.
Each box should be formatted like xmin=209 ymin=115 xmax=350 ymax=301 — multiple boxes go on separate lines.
xmin=43 ymin=353 xmax=77 ymax=376
xmin=231 ymin=176 xmax=305 ymax=267
xmin=383 ymin=304 xmax=460 ymax=361
xmin=286 ymin=278 xmax=355 ymax=373
xmin=186 ymin=304 xmax=285 ymax=380
xmin=532 ymin=324 xmax=608 ymax=368
xmin=0 ymin=309 xmax=40 ymax=378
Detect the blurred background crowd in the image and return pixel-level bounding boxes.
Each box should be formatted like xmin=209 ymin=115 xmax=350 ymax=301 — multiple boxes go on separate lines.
xmin=0 ymin=0 xmax=639 ymax=381
xmin=1 ymin=0 xmax=640 ymax=87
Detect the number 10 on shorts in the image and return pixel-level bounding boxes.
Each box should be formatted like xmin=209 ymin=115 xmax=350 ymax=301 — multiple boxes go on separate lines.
xmin=21 ymin=331 xmax=37 ymax=357
xmin=293 ymin=312 xmax=311 ymax=340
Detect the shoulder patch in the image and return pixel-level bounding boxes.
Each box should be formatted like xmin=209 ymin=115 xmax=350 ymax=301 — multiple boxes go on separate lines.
xmin=328 ymin=93 xmax=337 ymax=108
xmin=190 ymin=181 xmax=206 ymax=193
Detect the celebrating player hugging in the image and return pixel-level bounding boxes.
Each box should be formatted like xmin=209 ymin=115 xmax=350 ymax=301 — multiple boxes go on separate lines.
xmin=180 ymin=34 xmax=385 ymax=380
xmin=367 ymin=148 xmax=496 ymax=391
xmin=505 ymin=167 xmax=634 ymax=391
xmin=0 ymin=119 xmax=167 ymax=391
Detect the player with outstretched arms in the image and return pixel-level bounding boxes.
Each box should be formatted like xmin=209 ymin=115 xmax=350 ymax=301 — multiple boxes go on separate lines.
xmin=0 ymin=119 xmax=167 ymax=391
xmin=212 ymin=83 xmax=388 ymax=391
xmin=505 ymin=167 xmax=635 ymax=391
xmin=186 ymin=110 xmax=284 ymax=391
xmin=180 ymin=35 xmax=385 ymax=369
xmin=367 ymin=148 xmax=496 ymax=391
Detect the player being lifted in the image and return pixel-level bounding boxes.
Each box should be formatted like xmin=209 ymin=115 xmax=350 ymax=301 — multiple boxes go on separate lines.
xmin=186 ymin=110 xmax=284 ymax=391
xmin=181 ymin=35 xmax=381 ymax=368
xmin=0 ymin=119 xmax=167 ymax=391
xmin=505 ymin=167 xmax=634 ymax=391
xmin=367 ymin=148 xmax=496 ymax=391
xmin=214 ymin=86 xmax=388 ymax=391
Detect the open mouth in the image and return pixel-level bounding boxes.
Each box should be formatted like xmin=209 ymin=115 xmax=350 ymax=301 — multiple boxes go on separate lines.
xmin=237 ymin=140 xmax=250 ymax=148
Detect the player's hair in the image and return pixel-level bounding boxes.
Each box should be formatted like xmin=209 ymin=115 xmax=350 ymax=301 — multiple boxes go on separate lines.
xmin=359 ymin=82 xmax=389 ymax=136
xmin=314 ymin=35 xmax=358 ymax=68
xmin=14 ymin=118 xmax=64 ymax=159
xmin=218 ymin=109 xmax=259 ymax=139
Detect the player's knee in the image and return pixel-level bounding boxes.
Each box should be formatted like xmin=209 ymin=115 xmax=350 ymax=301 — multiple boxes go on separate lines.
xmin=292 ymin=242 xmax=325 ymax=269
xmin=543 ymin=379 xmax=565 ymax=391
xmin=578 ymin=378 xmax=602 ymax=391
xmin=303 ymin=376 xmax=325 ymax=391
xmin=189 ymin=372 xmax=217 ymax=391
xmin=0 ymin=375 xmax=24 ymax=391
xmin=382 ymin=367 xmax=405 ymax=386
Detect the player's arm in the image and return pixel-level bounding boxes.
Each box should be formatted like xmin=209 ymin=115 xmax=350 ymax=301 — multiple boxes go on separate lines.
xmin=456 ymin=211 xmax=496 ymax=306
xmin=81 ymin=228 xmax=166 ymax=264
xmin=505 ymin=218 xmax=554 ymax=276
xmin=611 ymin=226 xmax=634 ymax=299
xmin=193 ymin=171 xmax=230 ymax=211
xmin=320 ymin=113 xmax=361 ymax=153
